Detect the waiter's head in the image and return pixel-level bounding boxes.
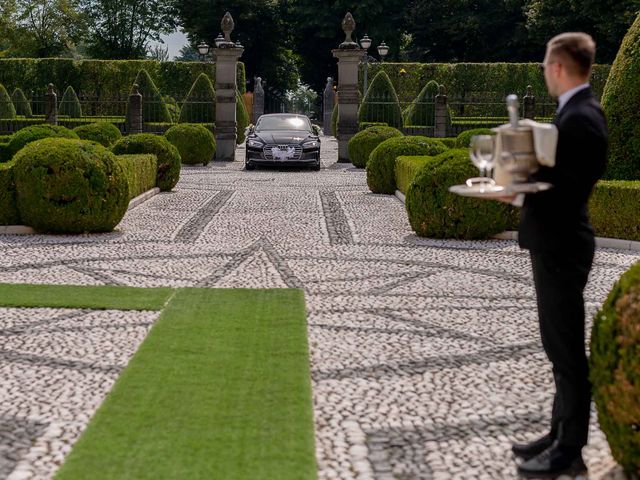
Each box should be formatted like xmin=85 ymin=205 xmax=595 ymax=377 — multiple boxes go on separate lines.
xmin=543 ymin=32 xmax=596 ymax=97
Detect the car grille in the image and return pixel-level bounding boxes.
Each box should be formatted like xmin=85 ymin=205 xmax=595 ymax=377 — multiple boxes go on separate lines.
xmin=262 ymin=144 xmax=303 ymax=161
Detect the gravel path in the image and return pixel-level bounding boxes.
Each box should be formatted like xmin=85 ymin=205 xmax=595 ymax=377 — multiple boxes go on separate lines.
xmin=0 ymin=137 xmax=637 ymax=479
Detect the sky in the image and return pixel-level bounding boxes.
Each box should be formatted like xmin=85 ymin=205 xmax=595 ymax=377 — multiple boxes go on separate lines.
xmin=151 ymin=29 xmax=190 ymax=60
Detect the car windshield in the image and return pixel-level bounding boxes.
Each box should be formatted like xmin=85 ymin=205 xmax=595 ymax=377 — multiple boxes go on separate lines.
xmin=256 ymin=116 xmax=311 ymax=132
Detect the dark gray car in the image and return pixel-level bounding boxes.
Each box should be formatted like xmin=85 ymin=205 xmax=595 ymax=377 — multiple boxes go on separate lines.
xmin=245 ymin=114 xmax=321 ymax=171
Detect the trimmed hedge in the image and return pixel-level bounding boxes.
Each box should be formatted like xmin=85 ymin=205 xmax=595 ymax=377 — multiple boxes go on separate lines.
xmin=395 ymin=155 xmax=435 ymax=195
xmin=0 ymin=161 xmax=20 ymax=225
xmin=73 ymin=122 xmax=122 ymax=147
xmin=0 ymin=143 xmax=9 ymax=163
xmin=359 ymin=122 xmax=388 ymax=130
xmin=366 ymin=136 xmax=448 ymax=194
xmin=455 ymin=128 xmax=494 ymax=148
xmin=14 ymin=138 xmax=129 ymax=233
xmin=0 ymin=84 xmax=16 ymax=120
xmin=112 ymin=134 xmax=181 ymax=192
xmin=439 ymin=138 xmax=458 ymax=149
xmin=348 ymin=126 xmax=403 ymax=168
xmin=602 ymin=15 xmax=640 ymax=180
xmin=236 ymin=89 xmax=250 ymax=145
xmin=179 ymin=73 xmax=215 ymax=124
xmin=590 ymin=261 xmax=640 ymax=476
xmin=59 ymin=86 xmax=82 ymax=118
xmin=130 ymin=69 xmax=172 ymax=123
xmin=0 ymin=135 xmax=12 ymax=143
xmin=115 ymin=154 xmax=158 ymax=199
xmin=404 ymin=80 xmax=439 ymax=127
xmin=165 ymin=124 xmax=215 ymax=166
xmin=590 ymin=181 xmax=640 ymax=241
xmin=405 ymin=149 xmax=517 ymax=239
xmin=11 ymin=88 xmax=32 ymax=117
xmin=6 ymin=124 xmax=79 ymax=160
xmin=359 ymin=71 xmax=402 ymax=129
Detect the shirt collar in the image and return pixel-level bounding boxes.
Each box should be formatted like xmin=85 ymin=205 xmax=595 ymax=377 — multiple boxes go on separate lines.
xmin=557 ymin=83 xmax=590 ymax=113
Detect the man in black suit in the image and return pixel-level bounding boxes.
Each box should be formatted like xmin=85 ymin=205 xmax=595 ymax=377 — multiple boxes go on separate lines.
xmin=508 ymin=33 xmax=608 ymax=478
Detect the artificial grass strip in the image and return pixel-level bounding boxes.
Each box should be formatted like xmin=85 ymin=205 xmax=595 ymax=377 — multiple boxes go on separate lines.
xmin=0 ymin=283 xmax=173 ymax=311
xmin=55 ymin=288 xmax=317 ymax=480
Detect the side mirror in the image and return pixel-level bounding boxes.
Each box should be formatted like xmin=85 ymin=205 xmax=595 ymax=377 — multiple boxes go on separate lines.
xmin=248 ymin=124 xmax=255 ymax=134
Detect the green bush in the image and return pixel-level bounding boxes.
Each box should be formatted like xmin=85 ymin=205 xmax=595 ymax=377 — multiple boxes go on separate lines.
xmin=0 ymin=135 xmax=12 ymax=143
xmin=163 ymin=95 xmax=180 ymax=123
xmin=115 ymin=154 xmax=158 ymax=199
xmin=236 ymin=89 xmax=249 ymax=145
xmin=0 ymin=143 xmax=9 ymax=163
xmin=130 ymin=69 xmax=172 ymax=123
xmin=348 ymin=126 xmax=403 ymax=168
xmin=0 ymin=161 xmax=20 ymax=225
xmin=439 ymin=138 xmax=458 ymax=149
xmin=73 ymin=122 xmax=122 ymax=147
xmin=331 ymin=103 xmax=338 ymax=137
xmin=59 ymin=86 xmax=82 ymax=118
xmin=404 ymin=80 xmax=439 ymax=127
xmin=11 ymin=88 xmax=31 ymax=117
xmin=395 ymin=155 xmax=434 ymax=194
xmin=0 ymin=84 xmax=16 ymax=120
xmin=14 ymin=138 xmax=129 ymax=233
xmin=179 ymin=73 xmax=216 ymax=124
xmin=603 ymin=15 xmax=640 ymax=179
xmin=112 ymin=133 xmax=180 ymax=191
xmin=455 ymin=128 xmax=494 ymax=148
xmin=405 ymin=149 xmax=517 ymax=239
xmin=359 ymin=71 xmax=402 ymax=129
xmin=590 ymin=261 xmax=640 ymax=476
xmin=7 ymin=124 xmax=79 ymax=159
xmin=165 ymin=124 xmax=215 ymax=166
xmin=359 ymin=122 xmax=388 ymax=130
xmin=589 ymin=180 xmax=640 ymax=240
xmin=366 ymin=136 xmax=448 ymax=194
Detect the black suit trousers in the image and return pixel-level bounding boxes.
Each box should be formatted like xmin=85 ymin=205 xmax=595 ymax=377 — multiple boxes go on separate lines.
xmin=529 ymin=241 xmax=594 ymax=449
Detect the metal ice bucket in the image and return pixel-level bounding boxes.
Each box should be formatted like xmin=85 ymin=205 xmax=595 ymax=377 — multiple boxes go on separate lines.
xmin=498 ymin=127 xmax=539 ymax=183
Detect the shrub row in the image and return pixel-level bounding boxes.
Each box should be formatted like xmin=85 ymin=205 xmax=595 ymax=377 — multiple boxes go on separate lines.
xmin=116 ymin=154 xmax=158 ymax=199
xmin=395 ymin=155 xmax=433 ymax=195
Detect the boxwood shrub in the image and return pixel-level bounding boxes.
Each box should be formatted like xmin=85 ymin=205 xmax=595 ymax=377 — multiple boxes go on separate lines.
xmin=0 ymin=142 xmax=9 ymax=163
xmin=589 ymin=180 xmax=640 ymax=241
xmin=405 ymin=149 xmax=517 ymax=239
xmin=455 ymin=128 xmax=494 ymax=148
xmin=179 ymin=73 xmax=215 ymax=124
xmin=115 ymin=154 xmax=158 ymax=199
xmin=11 ymin=88 xmax=32 ymax=117
xmin=439 ymin=138 xmax=458 ymax=149
xmin=0 ymin=135 xmax=13 ymax=143
xmin=348 ymin=126 xmax=403 ymax=168
xmin=112 ymin=133 xmax=181 ymax=191
xmin=59 ymin=86 xmax=82 ymax=118
xmin=6 ymin=124 xmax=79 ymax=159
xmin=366 ymin=136 xmax=448 ymax=194
xmin=359 ymin=122 xmax=388 ymax=130
xmin=14 ymin=138 xmax=129 ymax=233
xmin=0 ymin=84 xmax=16 ymax=119
xmin=395 ymin=155 xmax=434 ymax=195
xmin=590 ymin=261 xmax=640 ymax=476
xmin=0 ymin=161 xmax=20 ymax=225
xmin=403 ymin=80 xmax=439 ymax=127
xmin=358 ymin=71 xmax=402 ymax=129
xmin=236 ymin=89 xmax=250 ymax=145
xmin=165 ymin=124 xmax=215 ymax=166
xmin=73 ymin=122 xmax=122 ymax=147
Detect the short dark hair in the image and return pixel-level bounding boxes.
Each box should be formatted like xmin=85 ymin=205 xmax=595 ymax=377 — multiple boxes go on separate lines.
xmin=547 ymin=32 xmax=596 ymax=77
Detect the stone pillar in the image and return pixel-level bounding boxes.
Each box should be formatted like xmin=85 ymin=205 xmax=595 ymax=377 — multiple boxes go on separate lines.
xmin=213 ymin=12 xmax=244 ymax=161
xmin=523 ymin=85 xmax=536 ymax=120
xmin=435 ymin=85 xmax=448 ymax=138
xmin=323 ymin=77 xmax=335 ymax=135
xmin=252 ymin=77 xmax=264 ymax=123
xmin=332 ymin=13 xmax=363 ymax=163
xmin=127 ymin=84 xmax=143 ymax=134
xmin=44 ymin=83 xmax=58 ymax=125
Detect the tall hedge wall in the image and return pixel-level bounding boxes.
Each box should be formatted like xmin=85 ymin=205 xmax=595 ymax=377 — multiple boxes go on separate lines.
xmin=0 ymin=59 xmax=246 ymax=97
xmin=361 ymin=63 xmax=611 ymax=101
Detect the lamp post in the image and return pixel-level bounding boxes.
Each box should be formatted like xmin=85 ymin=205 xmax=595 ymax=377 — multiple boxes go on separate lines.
xmin=377 ymin=41 xmax=389 ymax=62
xmin=360 ymin=34 xmax=372 ymax=95
xmin=197 ymin=41 xmax=210 ymax=62
xmin=214 ymin=33 xmax=225 ymax=48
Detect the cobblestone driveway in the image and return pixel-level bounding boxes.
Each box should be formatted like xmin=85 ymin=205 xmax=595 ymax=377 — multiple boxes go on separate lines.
xmin=1 ymin=137 xmax=638 ymax=479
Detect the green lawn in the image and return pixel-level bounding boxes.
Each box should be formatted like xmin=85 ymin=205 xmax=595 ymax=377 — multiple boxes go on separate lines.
xmin=0 ymin=284 xmax=316 ymax=480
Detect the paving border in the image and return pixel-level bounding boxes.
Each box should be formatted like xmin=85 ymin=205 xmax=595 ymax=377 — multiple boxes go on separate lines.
xmin=0 ymin=187 xmax=161 ymax=236
xmin=395 ymin=189 xmax=640 ymax=252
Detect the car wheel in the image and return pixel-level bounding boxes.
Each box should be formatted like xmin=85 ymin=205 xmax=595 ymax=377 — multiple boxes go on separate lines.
xmin=245 ymin=161 xmax=255 ymax=171
xmin=312 ymin=156 xmax=321 ymax=171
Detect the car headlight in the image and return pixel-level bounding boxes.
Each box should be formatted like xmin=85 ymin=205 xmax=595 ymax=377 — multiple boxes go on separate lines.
xmin=247 ymin=139 xmax=265 ymax=148
xmin=302 ymin=140 xmax=319 ymax=148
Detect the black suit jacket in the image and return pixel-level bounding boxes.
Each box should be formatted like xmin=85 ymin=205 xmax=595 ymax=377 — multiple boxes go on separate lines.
xmin=519 ymin=88 xmax=608 ymax=252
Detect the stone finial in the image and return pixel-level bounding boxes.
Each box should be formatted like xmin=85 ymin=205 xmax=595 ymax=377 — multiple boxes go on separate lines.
xmin=437 ymin=84 xmax=447 ymax=96
xmin=132 ymin=84 xmax=140 ymax=95
xmin=221 ymin=12 xmax=234 ymax=42
xmin=47 ymin=83 xmax=55 ymax=94
xmin=254 ymin=77 xmax=263 ymax=94
xmin=325 ymin=77 xmax=333 ymax=91
xmin=525 ymin=85 xmax=533 ymax=97
xmin=339 ymin=13 xmax=358 ymax=49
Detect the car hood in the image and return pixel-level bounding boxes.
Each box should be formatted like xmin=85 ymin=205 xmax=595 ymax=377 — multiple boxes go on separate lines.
xmin=254 ymin=130 xmax=312 ymax=144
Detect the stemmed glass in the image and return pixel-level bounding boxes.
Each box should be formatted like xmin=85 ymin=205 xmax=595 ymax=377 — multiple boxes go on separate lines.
xmin=470 ymin=134 xmax=496 ymax=179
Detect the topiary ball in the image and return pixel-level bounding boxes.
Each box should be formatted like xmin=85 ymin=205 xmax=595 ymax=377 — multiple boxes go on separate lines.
xmin=7 ymin=124 xmax=79 ymax=159
xmin=74 ymin=122 xmax=122 ymax=147
xmin=165 ymin=124 xmax=215 ymax=166
xmin=112 ymin=134 xmax=181 ymax=191
xmin=455 ymin=128 xmax=494 ymax=148
xmin=366 ymin=136 xmax=448 ymax=194
xmin=590 ymin=261 xmax=640 ymax=476
xmin=348 ymin=126 xmax=403 ymax=168
xmin=405 ymin=149 xmax=518 ymax=239
xmin=14 ymin=138 xmax=129 ymax=233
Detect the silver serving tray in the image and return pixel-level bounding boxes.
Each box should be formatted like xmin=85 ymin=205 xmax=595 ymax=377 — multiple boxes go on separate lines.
xmin=449 ymin=181 xmax=552 ymax=199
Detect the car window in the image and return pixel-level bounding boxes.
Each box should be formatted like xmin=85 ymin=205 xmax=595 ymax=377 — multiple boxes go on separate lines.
xmin=256 ymin=116 xmax=311 ymax=132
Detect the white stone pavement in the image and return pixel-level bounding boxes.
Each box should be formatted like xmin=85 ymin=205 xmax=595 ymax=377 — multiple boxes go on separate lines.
xmin=0 ymin=137 xmax=638 ymax=479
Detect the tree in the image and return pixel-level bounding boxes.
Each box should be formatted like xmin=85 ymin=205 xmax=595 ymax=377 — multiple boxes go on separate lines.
xmin=82 ymin=0 xmax=177 ymax=59
xmin=148 ymin=44 xmax=169 ymax=62
xmin=174 ymin=44 xmax=198 ymax=62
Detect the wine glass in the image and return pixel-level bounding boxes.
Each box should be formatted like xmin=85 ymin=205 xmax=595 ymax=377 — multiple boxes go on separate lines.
xmin=469 ymin=135 xmax=496 ymax=180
